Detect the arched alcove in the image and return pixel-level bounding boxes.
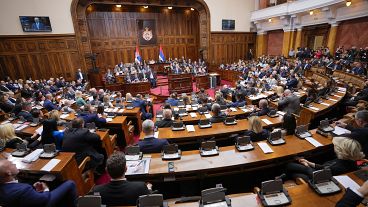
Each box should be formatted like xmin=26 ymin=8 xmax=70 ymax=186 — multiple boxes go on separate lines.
xmin=71 ymin=0 xmax=210 ymax=71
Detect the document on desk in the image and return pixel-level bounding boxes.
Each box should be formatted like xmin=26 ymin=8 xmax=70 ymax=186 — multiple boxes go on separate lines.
xmin=328 ymin=98 xmax=338 ymax=102
xmin=334 ymin=94 xmax=342 ymax=98
xmin=192 ymin=106 xmax=198 ymax=111
xmin=41 ymin=159 xmax=61 ymax=172
xmin=230 ymin=107 xmax=237 ymax=112
xmin=16 ymin=125 xmax=28 ymax=131
xmin=262 ymin=119 xmax=273 ymax=125
xmin=205 ymin=114 xmax=212 ymax=119
xmin=35 ymin=126 xmax=43 ymax=135
xmin=257 ymin=142 xmax=273 ymax=154
xmin=60 ymin=114 xmax=69 ymax=119
xmin=118 ymin=109 xmax=124 ymax=113
xmin=333 ymin=126 xmax=351 ymax=135
xmin=277 ymin=111 xmax=286 ymax=116
xmin=126 ymin=158 xmax=150 ymax=175
xmin=22 ymin=149 xmax=44 ymax=163
xmin=190 ymin=112 xmax=197 ymax=118
xmin=334 ymin=175 xmax=360 ymax=190
xmin=106 ymin=118 xmax=113 ymax=122
xmin=154 ymin=131 xmax=159 ymax=138
xmin=308 ymin=106 xmax=320 ymax=111
xmin=305 ymin=137 xmax=323 ymax=147
xmin=186 ymin=125 xmax=195 ymax=132
xmin=320 ymin=102 xmax=330 ymax=106
xmin=113 ymin=108 xmax=119 ymax=112
xmin=186 ymin=105 xmax=191 ymax=109
xmin=242 ymin=108 xmax=250 ymax=113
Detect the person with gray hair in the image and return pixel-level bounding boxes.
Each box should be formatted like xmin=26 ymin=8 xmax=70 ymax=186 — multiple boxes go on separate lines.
xmin=336 ymin=110 xmax=368 ymax=156
xmin=278 ymin=89 xmax=300 ymax=114
xmin=209 ymin=103 xmax=226 ymax=123
xmin=138 ymin=119 xmax=168 ymax=153
xmin=155 ymin=109 xmax=173 ymax=128
xmin=255 ymin=99 xmax=270 ymax=116
xmin=92 ymin=152 xmax=151 ymax=206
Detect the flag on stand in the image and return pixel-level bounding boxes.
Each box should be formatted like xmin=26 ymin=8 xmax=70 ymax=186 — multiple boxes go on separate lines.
xmin=159 ymin=45 xmax=166 ymax=62
xmin=135 ymin=46 xmax=142 ymax=64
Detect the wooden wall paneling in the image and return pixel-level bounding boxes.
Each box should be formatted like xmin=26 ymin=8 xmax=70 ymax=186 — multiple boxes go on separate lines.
xmin=0 ymin=35 xmax=81 ymax=80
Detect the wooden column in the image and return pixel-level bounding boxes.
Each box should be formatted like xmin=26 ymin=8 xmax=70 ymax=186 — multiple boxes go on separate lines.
xmin=282 ymin=30 xmax=292 ymax=57
xmin=256 ymin=32 xmax=267 ymax=57
xmin=327 ymin=23 xmax=339 ymax=55
xmin=294 ymin=28 xmax=302 ymax=49
xmin=289 ymin=29 xmax=296 ymax=51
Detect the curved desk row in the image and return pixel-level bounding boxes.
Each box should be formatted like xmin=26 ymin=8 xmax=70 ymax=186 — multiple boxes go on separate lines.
xmin=131 ymin=131 xmax=332 ymax=181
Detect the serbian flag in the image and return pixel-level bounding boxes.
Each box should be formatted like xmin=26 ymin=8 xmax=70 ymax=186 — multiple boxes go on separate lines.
xmin=135 ymin=46 xmax=142 ymax=64
xmin=159 ymin=45 xmax=166 ymax=62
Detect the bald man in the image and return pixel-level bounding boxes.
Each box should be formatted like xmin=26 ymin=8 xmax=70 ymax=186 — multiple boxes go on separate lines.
xmin=0 ymin=160 xmax=77 ymax=207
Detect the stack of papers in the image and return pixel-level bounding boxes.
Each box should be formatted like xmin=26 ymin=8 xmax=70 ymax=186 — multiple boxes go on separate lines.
xmin=334 ymin=175 xmax=360 ymax=190
xmin=154 ymin=131 xmax=159 ymax=138
xmin=320 ymin=103 xmax=330 ymax=106
xmin=41 ymin=159 xmax=61 ymax=172
xmin=190 ymin=112 xmax=197 ymax=118
xmin=205 ymin=114 xmax=212 ymax=119
xmin=277 ymin=111 xmax=286 ymax=116
xmin=186 ymin=125 xmax=195 ymax=132
xmin=305 ymin=137 xmax=323 ymax=147
xmin=106 ymin=118 xmax=113 ymax=122
xmin=309 ymin=106 xmax=320 ymax=111
xmin=126 ymin=158 xmax=151 ymax=175
xmin=22 ymin=149 xmax=44 ymax=163
xmin=262 ymin=119 xmax=273 ymax=125
xmin=60 ymin=114 xmax=69 ymax=119
xmin=242 ymin=108 xmax=250 ymax=113
xmin=333 ymin=126 xmax=351 ymax=135
xmin=230 ymin=107 xmax=237 ymax=112
xmin=257 ymin=142 xmax=273 ymax=154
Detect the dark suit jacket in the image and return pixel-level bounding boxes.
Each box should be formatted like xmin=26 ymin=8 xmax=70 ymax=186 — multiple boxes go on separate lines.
xmin=138 ymin=137 xmax=169 ymax=153
xmin=210 ymin=114 xmax=226 ymax=123
xmin=255 ymin=107 xmax=270 ymax=116
xmin=43 ymin=99 xmax=59 ymax=112
xmin=17 ymin=110 xmax=33 ymax=122
xmin=62 ymin=128 xmax=103 ymax=166
xmin=0 ymin=180 xmax=77 ymax=207
xmin=346 ymin=125 xmax=368 ymax=157
xmin=244 ymin=129 xmax=269 ymax=142
xmin=278 ymin=94 xmax=300 ymax=114
xmin=155 ymin=119 xmax=173 ymax=128
xmin=0 ymin=101 xmax=14 ymax=113
xmin=93 ymin=180 xmax=150 ymax=206
xmin=166 ymin=98 xmax=179 ymax=106
xmin=78 ymin=112 xmax=106 ymax=127
xmin=336 ymin=188 xmax=364 ymax=207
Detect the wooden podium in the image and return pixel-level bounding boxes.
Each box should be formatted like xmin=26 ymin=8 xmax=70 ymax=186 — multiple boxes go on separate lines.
xmin=195 ymin=74 xmax=210 ymax=90
xmin=168 ymin=73 xmax=192 ymax=94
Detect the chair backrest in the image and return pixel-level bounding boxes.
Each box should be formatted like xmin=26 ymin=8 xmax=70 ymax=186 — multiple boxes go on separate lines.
xmin=77 ymin=195 xmax=102 ymax=207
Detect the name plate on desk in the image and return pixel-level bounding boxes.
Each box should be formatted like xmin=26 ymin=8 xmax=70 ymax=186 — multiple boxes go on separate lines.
xmin=264 ymin=192 xmax=289 ymax=206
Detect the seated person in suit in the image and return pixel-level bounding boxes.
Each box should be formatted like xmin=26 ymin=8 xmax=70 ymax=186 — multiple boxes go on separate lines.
xmin=62 ymin=118 xmax=104 ymax=171
xmin=285 ymin=75 xmax=298 ymax=89
xmin=138 ymin=120 xmax=169 ymax=153
xmin=43 ymin=93 xmax=61 ymax=112
xmin=227 ymin=93 xmax=246 ymax=108
xmin=17 ymin=102 xmax=33 ymax=122
xmin=0 ymin=94 xmax=14 ymax=113
xmin=209 ymin=103 xmax=226 ymax=123
xmin=155 ymin=109 xmax=173 ymax=128
xmin=254 ymin=99 xmax=270 ymax=116
xmin=0 ymin=123 xmax=38 ymax=149
xmin=336 ymin=179 xmax=368 ymax=207
xmin=166 ymin=93 xmax=179 ymax=106
xmin=244 ymin=116 xmax=269 ymax=142
xmin=78 ymin=104 xmax=106 ymax=128
xmin=0 ymin=160 xmax=77 ymax=207
xmin=132 ymin=94 xmax=152 ymax=120
xmin=92 ymin=152 xmax=151 ymax=206
xmin=103 ymin=95 xmax=113 ymax=108
xmin=284 ymin=137 xmax=364 ymax=182
xmin=61 ymin=100 xmax=75 ymax=114
xmin=336 ymin=110 xmax=368 ymax=157
xmin=282 ymin=113 xmax=296 ymax=135
xmin=75 ymin=90 xmax=86 ymax=107
xmin=351 ymin=62 xmax=364 ymax=75
xmin=344 ymin=81 xmax=368 ymax=107
xmin=38 ymin=118 xmax=64 ymax=150
xmin=114 ymin=92 xmax=124 ymax=105
xmin=214 ymin=92 xmax=227 ymax=105
xmin=278 ymin=89 xmax=300 ymax=115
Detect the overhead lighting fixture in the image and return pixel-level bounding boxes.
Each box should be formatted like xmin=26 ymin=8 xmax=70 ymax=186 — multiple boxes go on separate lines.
xmin=190 ymin=8 xmax=194 ymax=11
xmin=346 ymin=0 xmax=352 ymax=6
xmin=268 ymin=18 xmax=272 ymax=22
xmin=143 ymin=6 xmax=149 ymax=8
xmin=168 ymin=6 xmax=173 ymax=9
xmin=309 ymin=10 xmax=314 ymax=15
xmin=116 ymin=4 xmax=122 ymax=8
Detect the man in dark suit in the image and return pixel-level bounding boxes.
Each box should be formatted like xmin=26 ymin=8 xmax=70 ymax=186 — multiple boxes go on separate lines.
xmin=31 ymin=17 xmax=45 ymax=30
xmin=78 ymin=104 xmax=106 ymax=127
xmin=17 ymin=102 xmax=33 ymax=122
xmin=132 ymin=94 xmax=152 ymax=120
xmin=255 ymin=99 xmax=270 ymax=116
xmin=43 ymin=93 xmax=60 ymax=112
xmin=336 ymin=110 xmax=368 ymax=156
xmin=92 ymin=152 xmax=151 ymax=206
xmin=62 ymin=118 xmax=104 ymax=171
xmin=75 ymin=68 xmax=85 ymax=81
xmin=351 ymin=62 xmax=365 ymax=75
xmin=336 ymin=180 xmax=368 ymax=207
xmin=209 ymin=103 xmax=226 ymax=123
xmin=285 ymin=75 xmax=298 ymax=89
xmin=0 ymin=159 xmax=77 ymax=207
xmin=278 ymin=89 xmax=300 ymax=114
xmin=166 ymin=93 xmax=179 ymax=106
xmin=155 ymin=109 xmax=173 ymax=128
xmin=138 ymin=120 xmax=168 ymax=153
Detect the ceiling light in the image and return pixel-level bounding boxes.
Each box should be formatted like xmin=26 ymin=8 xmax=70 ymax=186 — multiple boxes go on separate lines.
xmin=268 ymin=18 xmax=272 ymax=22
xmin=309 ymin=10 xmax=314 ymax=15
xmin=168 ymin=6 xmax=173 ymax=9
xmin=190 ymin=8 xmax=194 ymax=11
xmin=116 ymin=4 xmax=122 ymax=8
xmin=346 ymin=0 xmax=352 ymax=6
xmin=143 ymin=6 xmax=148 ymax=8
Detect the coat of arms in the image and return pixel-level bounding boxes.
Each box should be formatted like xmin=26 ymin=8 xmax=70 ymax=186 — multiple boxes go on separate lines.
xmin=142 ymin=27 xmax=153 ymax=41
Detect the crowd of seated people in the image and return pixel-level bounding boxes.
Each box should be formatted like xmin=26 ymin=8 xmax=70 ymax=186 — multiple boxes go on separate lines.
xmin=167 ymin=57 xmax=208 ymax=75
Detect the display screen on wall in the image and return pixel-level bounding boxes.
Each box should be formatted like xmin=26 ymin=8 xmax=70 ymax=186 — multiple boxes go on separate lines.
xmin=19 ymin=16 xmax=52 ymax=32
xmin=222 ymin=19 xmax=235 ymax=30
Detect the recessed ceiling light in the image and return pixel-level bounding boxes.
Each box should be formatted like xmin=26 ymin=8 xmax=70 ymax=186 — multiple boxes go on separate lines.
xmin=346 ymin=0 xmax=352 ymax=6
xmin=190 ymin=8 xmax=194 ymax=11
xmin=143 ymin=6 xmax=148 ymax=8
xmin=268 ymin=18 xmax=272 ymax=22
xmin=168 ymin=6 xmax=173 ymax=9
xmin=309 ymin=10 xmax=314 ymax=15
xmin=116 ymin=4 xmax=122 ymax=8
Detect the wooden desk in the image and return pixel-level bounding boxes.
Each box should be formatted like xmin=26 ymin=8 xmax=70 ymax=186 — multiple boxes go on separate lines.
xmin=142 ymin=115 xmax=282 ymax=143
xmin=333 ymin=70 xmax=366 ymax=90
xmin=195 ymin=75 xmax=210 ymax=90
xmin=149 ymin=62 xmax=170 ymax=74
xmin=168 ymin=73 xmax=193 ymax=94
xmin=298 ymin=90 xmax=346 ymax=125
xmin=105 ymin=81 xmax=151 ymax=97
xmin=131 ymin=131 xmax=332 ymax=181
xmin=1 ymin=150 xmax=87 ymax=195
